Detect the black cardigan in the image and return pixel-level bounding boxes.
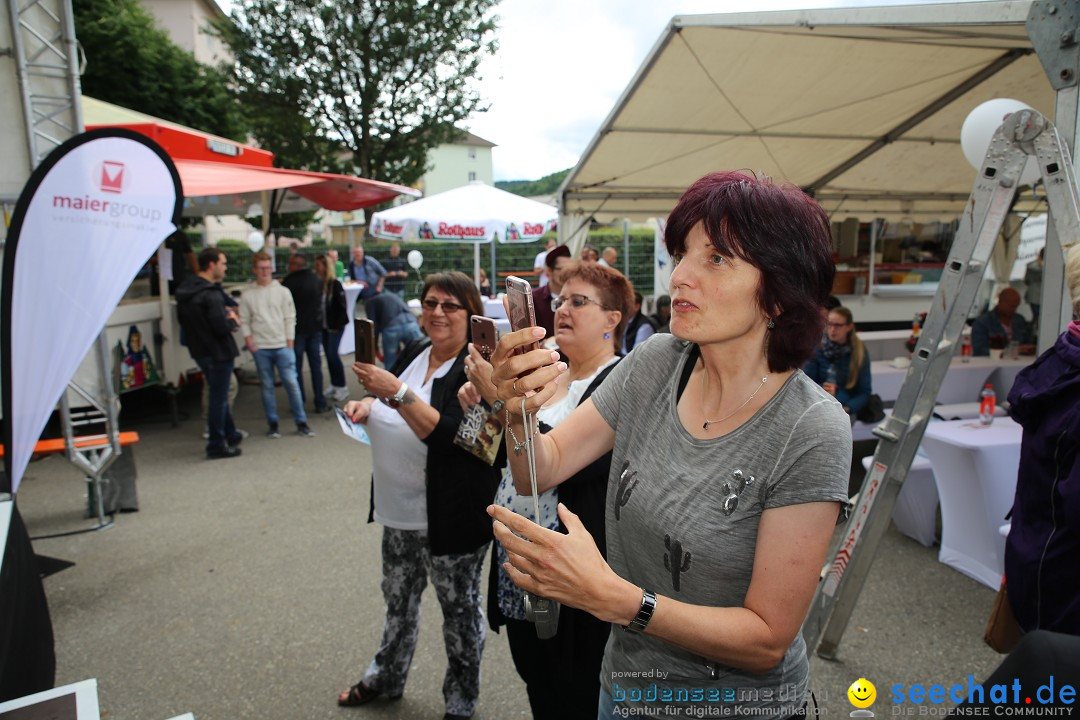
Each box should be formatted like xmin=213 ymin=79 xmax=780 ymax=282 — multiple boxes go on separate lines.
xmin=367 ymin=337 xmax=504 ymax=556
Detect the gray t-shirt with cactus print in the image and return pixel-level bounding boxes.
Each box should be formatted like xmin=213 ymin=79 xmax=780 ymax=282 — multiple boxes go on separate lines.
xmin=589 ymin=334 xmax=851 ymax=715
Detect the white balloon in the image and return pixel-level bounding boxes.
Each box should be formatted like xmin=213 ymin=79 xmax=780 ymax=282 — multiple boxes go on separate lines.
xmin=407 ymin=250 xmax=424 ymax=269
xmin=246 ymin=231 xmax=265 ymax=253
xmin=961 ymin=98 xmax=1040 ymax=186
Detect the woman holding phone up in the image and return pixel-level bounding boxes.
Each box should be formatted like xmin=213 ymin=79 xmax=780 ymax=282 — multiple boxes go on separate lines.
xmin=338 ymin=271 xmax=501 ymax=720
xmin=460 ymin=261 xmax=633 ymax=718
xmin=486 ymin=172 xmax=851 ymax=716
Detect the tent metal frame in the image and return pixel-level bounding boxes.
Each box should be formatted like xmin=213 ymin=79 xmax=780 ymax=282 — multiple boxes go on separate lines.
xmin=802 ymin=0 xmax=1078 ymax=658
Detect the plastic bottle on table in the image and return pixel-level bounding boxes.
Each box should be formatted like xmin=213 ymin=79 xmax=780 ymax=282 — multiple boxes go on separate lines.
xmin=979 ymin=383 xmax=997 ymax=426
xmin=961 ymin=330 xmax=972 ymax=363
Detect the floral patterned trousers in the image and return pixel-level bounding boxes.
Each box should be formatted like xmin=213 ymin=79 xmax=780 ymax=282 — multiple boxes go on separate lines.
xmin=361 ymin=526 xmax=487 ymax=717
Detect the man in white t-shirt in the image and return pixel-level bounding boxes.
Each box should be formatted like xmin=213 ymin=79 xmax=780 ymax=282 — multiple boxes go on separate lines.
xmin=533 ymin=238 xmax=557 ymax=287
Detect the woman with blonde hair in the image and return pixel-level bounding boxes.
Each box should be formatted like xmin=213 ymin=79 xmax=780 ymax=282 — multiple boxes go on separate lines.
xmin=314 ymin=254 xmax=349 ymax=402
xmin=803 ymin=305 xmax=871 ymax=418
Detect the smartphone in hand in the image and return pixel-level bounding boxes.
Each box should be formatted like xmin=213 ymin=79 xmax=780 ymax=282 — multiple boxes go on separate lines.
xmin=470 ymin=315 xmax=498 ymax=362
xmin=504 ymin=275 xmax=539 ymax=356
xmin=355 ymin=318 xmax=376 ymax=365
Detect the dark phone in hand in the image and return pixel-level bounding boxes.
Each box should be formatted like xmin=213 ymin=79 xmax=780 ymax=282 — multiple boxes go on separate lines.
xmin=355 ymin=318 xmax=376 ymax=365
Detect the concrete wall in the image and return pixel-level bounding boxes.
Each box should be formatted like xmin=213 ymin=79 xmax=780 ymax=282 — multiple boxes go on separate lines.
xmin=142 ymin=0 xmax=230 ymax=65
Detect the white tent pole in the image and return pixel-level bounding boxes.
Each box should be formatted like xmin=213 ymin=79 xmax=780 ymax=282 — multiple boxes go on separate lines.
xmin=1041 ymin=84 xmax=1078 ymax=350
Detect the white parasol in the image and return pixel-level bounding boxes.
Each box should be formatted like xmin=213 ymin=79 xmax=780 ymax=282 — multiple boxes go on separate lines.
xmin=368 ymin=181 xmax=557 ymax=285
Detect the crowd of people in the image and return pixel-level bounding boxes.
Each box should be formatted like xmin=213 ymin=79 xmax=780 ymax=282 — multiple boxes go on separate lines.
xmin=172 ymin=172 xmax=1076 ymax=719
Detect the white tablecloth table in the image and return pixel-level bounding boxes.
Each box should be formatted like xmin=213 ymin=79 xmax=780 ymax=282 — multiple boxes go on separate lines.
xmin=871 ymin=357 xmax=1029 ymax=405
xmin=483 ymin=297 xmax=507 ymax=319
xmin=861 ymin=454 xmax=938 ymax=547
xmin=920 ymin=417 xmax=1022 ymax=589
xmin=860 ymin=329 xmax=911 ymax=362
xmin=337 ymin=284 xmax=365 ymax=356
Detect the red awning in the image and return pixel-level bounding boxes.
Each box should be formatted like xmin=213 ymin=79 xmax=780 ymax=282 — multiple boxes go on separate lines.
xmin=173 ymin=159 xmax=418 ymax=210
xmin=86 ymin=115 xmax=419 ymax=214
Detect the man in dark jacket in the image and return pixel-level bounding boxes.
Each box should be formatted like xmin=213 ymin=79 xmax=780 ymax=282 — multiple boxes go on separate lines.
xmin=282 ymin=253 xmax=329 ymax=413
xmin=364 ymin=289 xmax=422 ymax=369
xmin=176 ymin=248 xmax=244 ymax=459
xmin=622 ymin=290 xmax=657 ymax=353
xmin=532 ymin=244 xmax=572 ymax=338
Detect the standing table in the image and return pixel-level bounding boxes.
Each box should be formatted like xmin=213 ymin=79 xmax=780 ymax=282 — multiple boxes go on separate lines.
xmin=920 ymin=417 xmax=1022 ymax=589
xmin=338 ymin=283 xmax=365 ymax=356
xmin=871 ymin=356 xmax=1029 ymax=405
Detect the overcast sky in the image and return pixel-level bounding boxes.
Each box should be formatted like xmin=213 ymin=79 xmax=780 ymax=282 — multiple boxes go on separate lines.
xmin=468 ymin=0 xmax=964 ymax=181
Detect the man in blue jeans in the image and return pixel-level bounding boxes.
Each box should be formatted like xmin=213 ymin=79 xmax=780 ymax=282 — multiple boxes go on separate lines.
xmin=176 ymin=248 xmax=246 ymax=459
xmin=281 ymin=253 xmax=329 ymax=413
xmin=239 ymin=252 xmax=315 ymax=439
xmin=364 ymin=289 xmax=422 ymax=369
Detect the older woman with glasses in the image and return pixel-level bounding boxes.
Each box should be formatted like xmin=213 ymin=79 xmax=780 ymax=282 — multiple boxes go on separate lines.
xmin=803 ymin=306 xmax=871 ymax=419
xmin=484 ymin=172 xmax=850 ymax=717
xmin=460 ymin=262 xmax=633 ymax=719
xmin=338 ymin=272 xmax=502 ymax=720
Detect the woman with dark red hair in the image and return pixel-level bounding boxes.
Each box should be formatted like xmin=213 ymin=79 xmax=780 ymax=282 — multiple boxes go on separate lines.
xmin=486 ymin=172 xmax=851 ymax=717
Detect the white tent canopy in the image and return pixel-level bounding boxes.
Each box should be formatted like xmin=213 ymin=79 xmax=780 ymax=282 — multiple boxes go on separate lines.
xmin=369 ymin=181 xmax=556 ymax=243
xmin=560 ymin=1 xmax=1058 ymax=225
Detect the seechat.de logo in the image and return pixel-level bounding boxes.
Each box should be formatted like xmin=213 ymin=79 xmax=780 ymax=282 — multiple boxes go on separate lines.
xmin=849 ymin=678 xmax=878 ymax=718
xmin=98 ymin=161 xmax=125 ymax=194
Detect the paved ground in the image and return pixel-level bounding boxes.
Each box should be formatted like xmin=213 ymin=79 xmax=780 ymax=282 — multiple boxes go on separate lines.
xmin=16 ymin=368 xmax=1006 ymax=720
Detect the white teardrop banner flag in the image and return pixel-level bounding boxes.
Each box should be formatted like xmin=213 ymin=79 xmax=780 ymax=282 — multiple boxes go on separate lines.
xmin=2 ymin=129 xmax=182 ymax=493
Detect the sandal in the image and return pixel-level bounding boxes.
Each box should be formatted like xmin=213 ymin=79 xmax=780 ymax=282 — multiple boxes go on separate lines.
xmin=337 ymin=682 xmax=402 ymax=707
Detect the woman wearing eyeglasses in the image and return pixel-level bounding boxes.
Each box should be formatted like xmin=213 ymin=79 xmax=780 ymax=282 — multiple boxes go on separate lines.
xmin=459 ymin=262 xmax=633 ymax=718
xmin=485 ymin=172 xmax=850 ymax=717
xmin=803 ymin=306 xmax=871 ymax=419
xmin=338 ymin=272 xmax=502 ymax=720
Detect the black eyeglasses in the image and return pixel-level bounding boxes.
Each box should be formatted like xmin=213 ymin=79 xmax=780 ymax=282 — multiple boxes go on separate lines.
xmin=551 ymin=294 xmax=610 ymax=312
xmin=421 ymin=299 xmax=466 ymax=313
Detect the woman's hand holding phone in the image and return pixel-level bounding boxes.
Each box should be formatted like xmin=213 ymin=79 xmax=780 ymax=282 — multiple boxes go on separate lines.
xmin=489 ymin=327 xmax=566 ymax=418
xmin=352 ymin=361 xmax=401 ymax=399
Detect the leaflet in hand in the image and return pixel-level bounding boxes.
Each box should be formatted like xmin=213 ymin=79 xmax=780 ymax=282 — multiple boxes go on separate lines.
xmin=335 ymin=406 xmax=371 ymax=445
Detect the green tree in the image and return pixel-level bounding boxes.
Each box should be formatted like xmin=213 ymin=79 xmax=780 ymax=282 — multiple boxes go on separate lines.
xmin=496 ymin=168 xmax=572 ymax=198
xmin=214 ymin=0 xmax=499 ymax=185
xmin=74 ymin=0 xmax=247 ymax=140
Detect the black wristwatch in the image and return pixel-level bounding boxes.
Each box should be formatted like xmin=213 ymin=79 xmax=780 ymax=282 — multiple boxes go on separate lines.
xmin=623 ymin=588 xmax=657 ymax=634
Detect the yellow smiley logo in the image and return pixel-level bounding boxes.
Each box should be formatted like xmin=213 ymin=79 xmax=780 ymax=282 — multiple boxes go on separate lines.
xmin=847 ymin=678 xmax=877 ymax=708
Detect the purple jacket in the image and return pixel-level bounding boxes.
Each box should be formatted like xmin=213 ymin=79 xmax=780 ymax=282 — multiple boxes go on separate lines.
xmin=1004 ymin=328 xmax=1080 ymax=634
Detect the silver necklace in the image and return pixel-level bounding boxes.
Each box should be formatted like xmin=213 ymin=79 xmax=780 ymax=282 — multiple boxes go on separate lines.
xmin=702 ymin=375 xmax=768 ymax=430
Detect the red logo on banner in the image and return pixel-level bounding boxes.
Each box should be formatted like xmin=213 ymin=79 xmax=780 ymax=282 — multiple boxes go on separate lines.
xmin=438 ymin=222 xmax=485 ymax=238
xmin=99 ymin=161 xmax=125 ymax=194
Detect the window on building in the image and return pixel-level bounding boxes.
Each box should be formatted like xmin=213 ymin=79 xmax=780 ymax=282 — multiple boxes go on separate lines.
xmin=468 ymin=148 xmax=477 ymax=160
xmin=468 ymin=171 xmax=477 ymax=181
